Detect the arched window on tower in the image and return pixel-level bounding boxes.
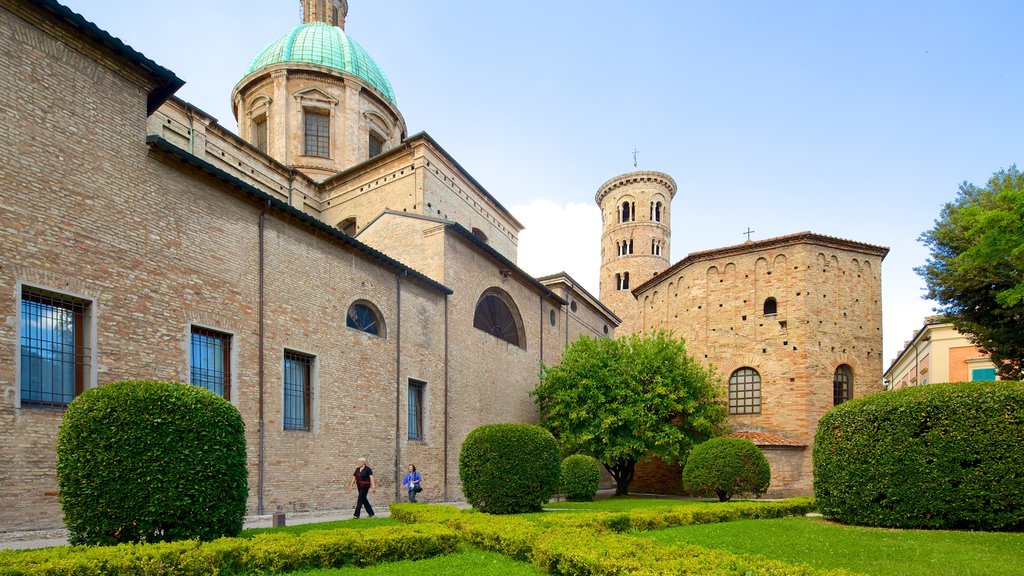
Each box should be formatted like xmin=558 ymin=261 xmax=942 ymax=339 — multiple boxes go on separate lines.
xmin=615 ymin=273 xmax=622 ymax=289
xmin=651 ymin=239 xmax=662 ymax=256
xmin=834 ymin=365 xmax=852 ymax=405
xmin=628 ymin=239 xmax=633 ymax=254
xmin=655 ymin=201 xmax=663 ymax=222
xmin=473 ymin=288 xmax=525 ymax=349
xmin=623 ymin=272 xmax=630 ymax=290
xmin=729 ymin=367 xmax=762 ymax=414
xmin=621 ymin=201 xmax=632 ymax=222
xmin=763 ymin=297 xmax=778 ymax=315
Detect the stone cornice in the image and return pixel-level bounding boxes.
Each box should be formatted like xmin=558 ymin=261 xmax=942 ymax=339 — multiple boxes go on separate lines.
xmin=595 ymin=170 xmax=677 ymax=205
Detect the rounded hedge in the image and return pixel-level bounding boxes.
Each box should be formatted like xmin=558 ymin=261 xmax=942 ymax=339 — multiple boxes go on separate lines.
xmin=459 ymin=423 xmax=560 ymax=514
xmin=814 ymin=381 xmax=1024 ymax=531
xmin=682 ymin=437 xmax=770 ymax=502
xmin=57 ymin=380 xmax=249 ymax=545
xmin=561 ymin=455 xmax=601 ymax=502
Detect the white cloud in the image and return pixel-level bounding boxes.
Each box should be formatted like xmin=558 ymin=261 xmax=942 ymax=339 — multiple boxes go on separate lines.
xmin=511 ymin=199 xmax=602 ymax=295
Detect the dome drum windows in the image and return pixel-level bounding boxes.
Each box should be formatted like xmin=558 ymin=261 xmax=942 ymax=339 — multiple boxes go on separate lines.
xmin=473 ymin=288 xmax=525 ymax=349
xmin=729 ymin=367 xmax=761 ymax=415
xmin=347 ymin=301 xmax=384 ymax=337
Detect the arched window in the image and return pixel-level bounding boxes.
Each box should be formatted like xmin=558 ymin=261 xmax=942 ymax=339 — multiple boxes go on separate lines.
xmin=729 ymin=367 xmax=761 ymax=415
xmin=651 ymin=201 xmax=663 ymax=222
xmin=763 ymin=297 xmax=777 ymax=315
xmin=473 ymin=289 xmax=525 ymax=348
xmin=615 ymin=273 xmax=622 ymax=290
xmin=346 ymin=301 xmax=383 ymax=336
xmin=627 ymin=239 xmax=633 ymax=254
xmin=337 ymin=217 xmax=357 ymax=236
xmin=623 ymin=272 xmax=630 ymax=290
xmin=834 ymin=365 xmax=852 ymax=405
xmin=621 ymin=201 xmax=632 ymax=222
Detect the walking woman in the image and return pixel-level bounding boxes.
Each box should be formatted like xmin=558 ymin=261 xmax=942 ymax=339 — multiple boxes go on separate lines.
xmin=348 ymin=457 xmax=375 ymax=518
xmin=401 ymin=464 xmax=423 ymax=502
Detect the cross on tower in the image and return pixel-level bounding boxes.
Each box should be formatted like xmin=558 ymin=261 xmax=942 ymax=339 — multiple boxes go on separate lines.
xmin=744 ymin=227 xmax=755 ymax=241
xmin=632 ymin=148 xmax=639 ymax=168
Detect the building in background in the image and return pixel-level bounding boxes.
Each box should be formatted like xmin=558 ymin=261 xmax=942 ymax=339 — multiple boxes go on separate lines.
xmin=884 ymin=316 xmax=997 ymax=389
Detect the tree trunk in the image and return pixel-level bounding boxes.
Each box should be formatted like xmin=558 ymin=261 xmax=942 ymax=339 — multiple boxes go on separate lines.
xmin=603 ymin=459 xmax=636 ymax=496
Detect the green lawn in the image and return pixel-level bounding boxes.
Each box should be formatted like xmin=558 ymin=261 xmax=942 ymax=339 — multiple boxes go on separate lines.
xmin=286 ymin=545 xmax=542 ymax=575
xmin=241 ymin=517 xmax=400 ymax=537
xmin=638 ymin=516 xmax=1024 ymax=576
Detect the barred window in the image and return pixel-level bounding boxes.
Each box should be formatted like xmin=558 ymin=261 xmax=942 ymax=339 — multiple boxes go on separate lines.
xmin=833 ymin=365 xmax=852 ymax=405
xmin=304 ymin=109 xmax=330 ymax=157
xmin=191 ymin=326 xmax=232 ymax=399
xmin=20 ymin=288 xmax=91 ymax=408
xmin=729 ymin=367 xmax=761 ymax=415
xmin=408 ymin=379 xmax=425 ymax=441
xmin=368 ymin=132 xmax=384 ymax=159
xmin=284 ymin=351 xmax=313 ymax=431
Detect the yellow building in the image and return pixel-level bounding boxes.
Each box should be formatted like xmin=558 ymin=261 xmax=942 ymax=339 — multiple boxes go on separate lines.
xmin=884 ymin=317 xmax=997 ymax=389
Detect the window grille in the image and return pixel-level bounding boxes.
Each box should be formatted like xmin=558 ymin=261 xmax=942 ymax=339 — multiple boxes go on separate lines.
xmin=833 ymin=365 xmax=852 ymax=405
xmin=408 ymin=380 xmax=425 ymax=440
xmin=304 ymin=110 xmax=330 ymax=157
xmin=729 ymin=367 xmax=761 ymax=414
xmin=20 ymin=289 xmax=90 ymax=408
xmin=191 ymin=327 xmax=231 ymax=399
xmin=284 ymin=351 xmax=313 ymax=431
xmin=368 ymin=133 xmax=384 ymax=159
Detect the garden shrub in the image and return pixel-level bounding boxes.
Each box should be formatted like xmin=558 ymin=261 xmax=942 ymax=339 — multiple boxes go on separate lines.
xmin=458 ymin=423 xmax=560 ymax=514
xmin=57 ymin=380 xmax=248 ymax=545
xmin=682 ymin=437 xmax=771 ymax=501
xmin=814 ymin=381 xmax=1024 ymax=530
xmin=0 ymin=524 xmax=459 ymax=575
xmin=560 ymin=454 xmax=601 ymax=501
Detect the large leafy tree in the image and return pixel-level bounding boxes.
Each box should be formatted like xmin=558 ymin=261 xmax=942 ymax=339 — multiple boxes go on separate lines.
xmin=533 ymin=331 xmax=727 ymax=495
xmin=916 ymin=166 xmax=1024 ymax=379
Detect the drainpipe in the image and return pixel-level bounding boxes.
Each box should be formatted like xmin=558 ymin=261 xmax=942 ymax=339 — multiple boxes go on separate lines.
xmin=257 ymin=200 xmax=270 ymax=515
xmin=443 ymin=295 xmax=450 ymax=502
xmin=394 ymin=271 xmax=406 ymax=502
xmin=539 ymin=296 xmax=544 ymax=368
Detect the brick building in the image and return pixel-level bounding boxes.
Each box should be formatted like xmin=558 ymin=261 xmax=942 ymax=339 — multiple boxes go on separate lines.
xmin=598 ymin=174 xmax=888 ymax=496
xmin=0 ymin=0 xmax=617 ymax=531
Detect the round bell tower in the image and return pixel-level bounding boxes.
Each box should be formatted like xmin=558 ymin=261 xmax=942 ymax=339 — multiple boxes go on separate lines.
xmin=596 ymin=171 xmax=676 ymax=334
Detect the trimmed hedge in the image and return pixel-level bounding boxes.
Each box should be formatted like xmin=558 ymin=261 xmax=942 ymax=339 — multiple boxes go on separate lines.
xmin=458 ymin=424 xmax=560 ymax=514
xmin=57 ymin=380 xmax=248 ymax=545
xmin=814 ymin=381 xmax=1024 ymax=530
xmin=391 ymin=501 xmax=855 ymax=576
xmin=0 ymin=524 xmax=459 ymax=575
xmin=683 ymin=437 xmax=771 ymax=501
xmin=560 ymin=454 xmax=601 ymax=501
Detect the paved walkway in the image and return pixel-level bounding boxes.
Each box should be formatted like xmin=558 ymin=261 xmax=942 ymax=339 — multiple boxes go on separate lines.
xmin=0 ymin=500 xmax=473 ymax=551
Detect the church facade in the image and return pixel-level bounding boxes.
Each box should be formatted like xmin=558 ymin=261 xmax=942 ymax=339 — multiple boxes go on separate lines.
xmin=0 ymin=0 xmax=884 ymax=532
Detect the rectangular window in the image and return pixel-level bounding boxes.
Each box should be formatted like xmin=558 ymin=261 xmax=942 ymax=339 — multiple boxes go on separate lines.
xmin=20 ymin=288 xmax=90 ymax=407
xmin=283 ymin=351 xmax=313 ymax=431
xmin=253 ymin=117 xmax=268 ymax=153
xmin=368 ymin=133 xmax=384 ymax=159
xmin=971 ymin=367 xmax=997 ymax=382
xmin=304 ymin=110 xmax=330 ymax=157
xmin=408 ymin=379 xmax=425 ymax=441
xmin=191 ymin=326 xmax=232 ymax=399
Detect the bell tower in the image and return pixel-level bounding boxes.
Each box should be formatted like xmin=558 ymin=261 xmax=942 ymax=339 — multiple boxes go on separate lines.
xmin=596 ymin=170 xmax=676 ymax=334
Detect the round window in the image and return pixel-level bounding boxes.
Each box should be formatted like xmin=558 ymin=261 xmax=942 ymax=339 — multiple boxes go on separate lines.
xmin=570 ymin=301 xmax=578 ymax=313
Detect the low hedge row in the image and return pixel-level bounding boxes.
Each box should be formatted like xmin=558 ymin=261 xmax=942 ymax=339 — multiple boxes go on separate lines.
xmin=0 ymin=524 xmax=458 ymax=576
xmin=392 ymin=501 xmax=855 ymax=576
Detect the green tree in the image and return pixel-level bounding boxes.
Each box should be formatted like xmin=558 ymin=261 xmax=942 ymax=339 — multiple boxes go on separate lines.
xmin=916 ymin=166 xmax=1024 ymax=379
xmin=533 ymin=331 xmax=727 ymax=495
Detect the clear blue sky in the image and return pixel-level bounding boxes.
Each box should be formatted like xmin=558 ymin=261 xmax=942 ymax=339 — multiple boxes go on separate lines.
xmin=60 ymin=0 xmax=1023 ymax=371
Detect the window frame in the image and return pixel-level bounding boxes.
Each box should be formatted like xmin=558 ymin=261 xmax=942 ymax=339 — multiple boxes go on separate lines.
xmin=253 ymin=115 xmax=268 ymax=153
xmin=17 ymin=284 xmax=95 ymax=409
xmin=346 ymin=301 xmax=385 ymax=337
xmin=189 ymin=325 xmax=235 ymax=401
xmin=283 ymin=349 xmax=315 ymax=432
xmin=833 ymin=364 xmax=853 ymax=405
xmin=368 ymin=131 xmax=384 ymax=159
xmin=472 ymin=288 xmax=526 ymax=349
xmin=303 ymin=108 xmax=331 ymax=158
xmin=728 ymin=367 xmax=762 ymax=415
xmin=407 ymin=379 xmax=426 ymax=441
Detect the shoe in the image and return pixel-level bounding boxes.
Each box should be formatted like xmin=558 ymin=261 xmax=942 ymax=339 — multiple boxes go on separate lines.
xmin=368 ymin=513 xmax=375 ymax=518
xmin=353 ymin=515 xmax=359 ymax=519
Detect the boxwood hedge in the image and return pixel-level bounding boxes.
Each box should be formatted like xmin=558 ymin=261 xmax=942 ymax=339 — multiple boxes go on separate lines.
xmin=682 ymin=437 xmax=771 ymax=501
xmin=814 ymin=381 xmax=1024 ymax=530
xmin=560 ymin=454 xmax=601 ymax=501
xmin=57 ymin=380 xmax=248 ymax=545
xmin=458 ymin=424 xmax=560 ymax=514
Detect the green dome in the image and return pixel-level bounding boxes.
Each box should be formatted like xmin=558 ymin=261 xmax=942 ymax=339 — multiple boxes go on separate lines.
xmin=246 ymin=22 xmax=396 ymax=104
